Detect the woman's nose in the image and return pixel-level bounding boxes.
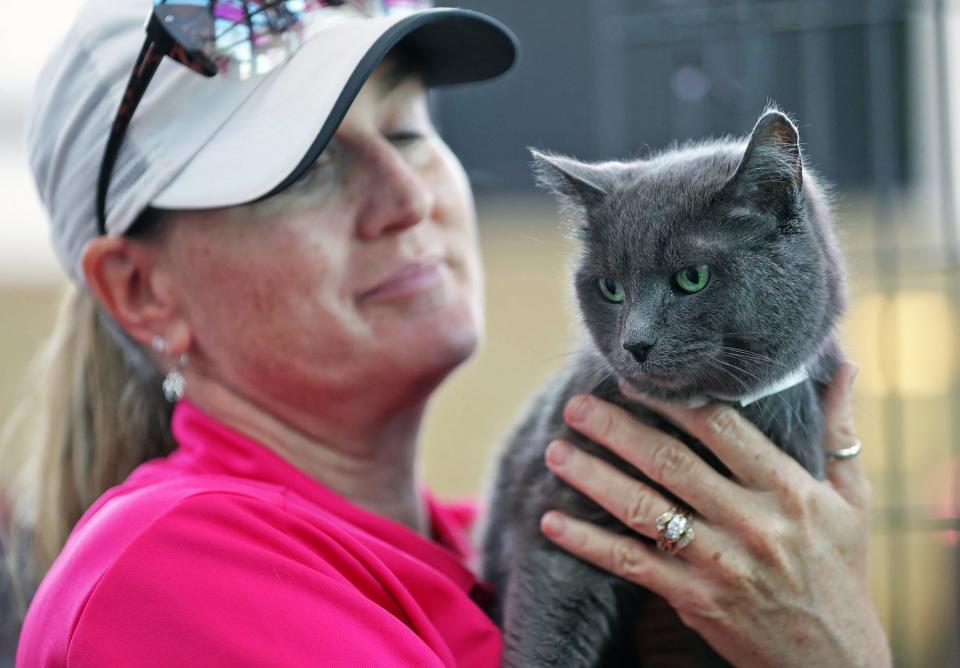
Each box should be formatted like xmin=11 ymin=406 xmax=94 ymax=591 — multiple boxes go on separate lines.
xmin=355 ymin=139 xmax=434 ymax=240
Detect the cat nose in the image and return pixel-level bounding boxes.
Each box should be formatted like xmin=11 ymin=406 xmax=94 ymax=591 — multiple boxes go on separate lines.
xmin=624 ymin=340 xmax=656 ymax=364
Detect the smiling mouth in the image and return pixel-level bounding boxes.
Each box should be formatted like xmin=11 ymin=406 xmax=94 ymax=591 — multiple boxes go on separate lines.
xmin=357 ymin=256 xmax=446 ymax=304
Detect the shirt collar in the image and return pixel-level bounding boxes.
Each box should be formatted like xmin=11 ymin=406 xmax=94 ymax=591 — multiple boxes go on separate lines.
xmin=169 ymin=400 xmax=479 ymax=592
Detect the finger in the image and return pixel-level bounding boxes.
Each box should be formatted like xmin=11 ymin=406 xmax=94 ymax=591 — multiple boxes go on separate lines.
xmin=544 ymin=439 xmax=724 ymax=562
xmin=616 ymin=381 xmax=807 ymax=491
xmin=563 ymin=395 xmax=746 ymax=521
xmin=822 ymin=361 xmax=871 ymax=510
xmin=540 ymin=510 xmax=698 ymax=603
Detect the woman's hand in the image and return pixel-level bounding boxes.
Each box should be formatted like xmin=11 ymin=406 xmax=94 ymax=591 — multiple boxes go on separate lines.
xmin=538 ymin=361 xmax=892 ymax=668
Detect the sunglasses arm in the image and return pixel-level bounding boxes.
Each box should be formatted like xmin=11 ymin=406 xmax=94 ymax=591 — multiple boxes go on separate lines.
xmin=95 ymin=23 xmax=173 ymax=235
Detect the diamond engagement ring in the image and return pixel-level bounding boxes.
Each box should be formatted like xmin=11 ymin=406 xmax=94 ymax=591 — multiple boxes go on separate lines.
xmin=655 ymin=506 xmax=695 ymax=555
xmin=827 ymin=439 xmax=863 ymax=461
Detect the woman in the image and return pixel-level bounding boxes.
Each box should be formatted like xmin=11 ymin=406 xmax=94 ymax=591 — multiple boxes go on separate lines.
xmin=5 ymin=0 xmax=889 ymax=666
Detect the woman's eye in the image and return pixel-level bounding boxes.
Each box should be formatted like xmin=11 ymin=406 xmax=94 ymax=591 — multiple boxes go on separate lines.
xmin=597 ymin=278 xmax=625 ymax=303
xmin=387 ymin=131 xmax=425 ymax=146
xmin=291 ymin=151 xmax=335 ymax=188
xmin=673 ymin=264 xmax=710 ymax=294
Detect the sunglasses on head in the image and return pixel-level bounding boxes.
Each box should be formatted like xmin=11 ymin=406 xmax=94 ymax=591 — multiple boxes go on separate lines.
xmin=96 ymin=0 xmax=431 ymax=234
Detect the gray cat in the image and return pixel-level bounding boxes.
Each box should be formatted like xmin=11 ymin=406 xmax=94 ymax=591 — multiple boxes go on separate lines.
xmin=481 ymin=109 xmax=847 ymax=667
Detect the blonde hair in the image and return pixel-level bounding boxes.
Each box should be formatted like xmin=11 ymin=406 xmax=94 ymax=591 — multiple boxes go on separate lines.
xmin=0 ymin=216 xmax=178 ymax=628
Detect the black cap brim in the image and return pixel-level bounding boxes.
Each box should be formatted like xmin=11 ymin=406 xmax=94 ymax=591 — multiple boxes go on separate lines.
xmin=260 ymin=8 xmax=518 ymax=201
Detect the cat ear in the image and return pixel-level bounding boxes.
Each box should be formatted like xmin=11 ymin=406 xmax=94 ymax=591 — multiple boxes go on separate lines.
xmin=727 ymin=109 xmax=803 ymax=209
xmin=529 ymin=149 xmax=610 ymax=210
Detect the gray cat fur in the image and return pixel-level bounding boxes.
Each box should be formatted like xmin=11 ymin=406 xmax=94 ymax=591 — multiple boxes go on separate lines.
xmin=480 ymin=108 xmax=846 ymax=667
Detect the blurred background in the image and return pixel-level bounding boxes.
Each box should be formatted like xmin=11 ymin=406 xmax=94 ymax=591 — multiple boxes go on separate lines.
xmin=1 ymin=0 xmax=958 ymax=665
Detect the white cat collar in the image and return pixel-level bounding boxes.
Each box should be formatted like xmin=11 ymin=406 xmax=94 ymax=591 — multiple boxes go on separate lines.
xmin=714 ymin=366 xmax=810 ymax=407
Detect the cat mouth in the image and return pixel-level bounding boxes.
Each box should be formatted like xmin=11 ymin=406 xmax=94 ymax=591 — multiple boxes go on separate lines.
xmin=624 ymin=368 xmax=687 ymax=391
xmin=622 ymin=365 xmax=736 ymax=400
xmin=620 ymin=375 xmax=703 ymax=406
xmin=643 ymin=373 xmax=681 ymax=387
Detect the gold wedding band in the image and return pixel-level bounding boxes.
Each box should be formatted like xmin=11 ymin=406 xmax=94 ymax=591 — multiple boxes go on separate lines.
xmin=655 ymin=506 xmax=695 ymax=555
xmin=827 ymin=439 xmax=862 ymax=461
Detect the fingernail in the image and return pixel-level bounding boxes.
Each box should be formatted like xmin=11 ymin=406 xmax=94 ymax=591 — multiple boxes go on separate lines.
xmin=541 ymin=512 xmax=566 ymax=538
xmin=566 ymin=395 xmax=593 ymax=423
xmin=546 ymin=440 xmax=572 ymax=467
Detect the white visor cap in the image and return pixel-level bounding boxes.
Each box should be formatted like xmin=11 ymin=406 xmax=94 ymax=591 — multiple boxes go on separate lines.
xmin=25 ymin=0 xmax=517 ymax=284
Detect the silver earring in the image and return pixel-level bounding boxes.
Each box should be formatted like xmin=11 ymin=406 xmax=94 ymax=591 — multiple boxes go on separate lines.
xmin=162 ymin=354 xmax=189 ymax=403
xmin=152 ymin=335 xmax=169 ymax=355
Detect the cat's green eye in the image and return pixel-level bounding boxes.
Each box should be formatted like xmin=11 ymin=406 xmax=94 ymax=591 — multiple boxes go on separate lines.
xmin=674 ymin=265 xmax=710 ymax=294
xmin=597 ymin=278 xmax=625 ymax=303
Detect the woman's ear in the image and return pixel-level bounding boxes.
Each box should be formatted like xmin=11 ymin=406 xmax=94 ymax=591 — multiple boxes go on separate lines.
xmin=81 ymin=235 xmax=190 ymax=354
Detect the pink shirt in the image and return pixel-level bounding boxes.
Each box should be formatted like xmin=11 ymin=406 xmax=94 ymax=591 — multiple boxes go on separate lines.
xmin=16 ymin=401 xmax=502 ymax=667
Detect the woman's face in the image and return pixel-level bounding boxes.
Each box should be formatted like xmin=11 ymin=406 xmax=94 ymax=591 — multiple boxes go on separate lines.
xmin=160 ymin=61 xmax=484 ymax=417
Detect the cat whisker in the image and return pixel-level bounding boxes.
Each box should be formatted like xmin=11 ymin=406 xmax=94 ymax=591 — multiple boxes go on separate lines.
xmin=721 ymin=340 xmax=776 ymax=355
xmin=540 ymin=348 xmax=593 ymax=364
xmin=709 ymin=356 xmax=767 ymax=385
xmin=715 ymin=345 xmax=782 ymax=365
xmin=711 ymin=355 xmax=809 ymax=440
xmin=699 ymin=357 xmax=753 ymax=395
xmin=715 ymin=347 xmax=777 ymax=362
xmin=715 ymin=348 xmax=781 ymax=369
xmin=771 ymin=387 xmax=810 ymax=440
xmin=700 ymin=359 xmax=784 ymax=427
xmin=701 ymin=357 xmax=780 ymax=427
xmin=714 ymin=359 xmax=799 ymax=426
